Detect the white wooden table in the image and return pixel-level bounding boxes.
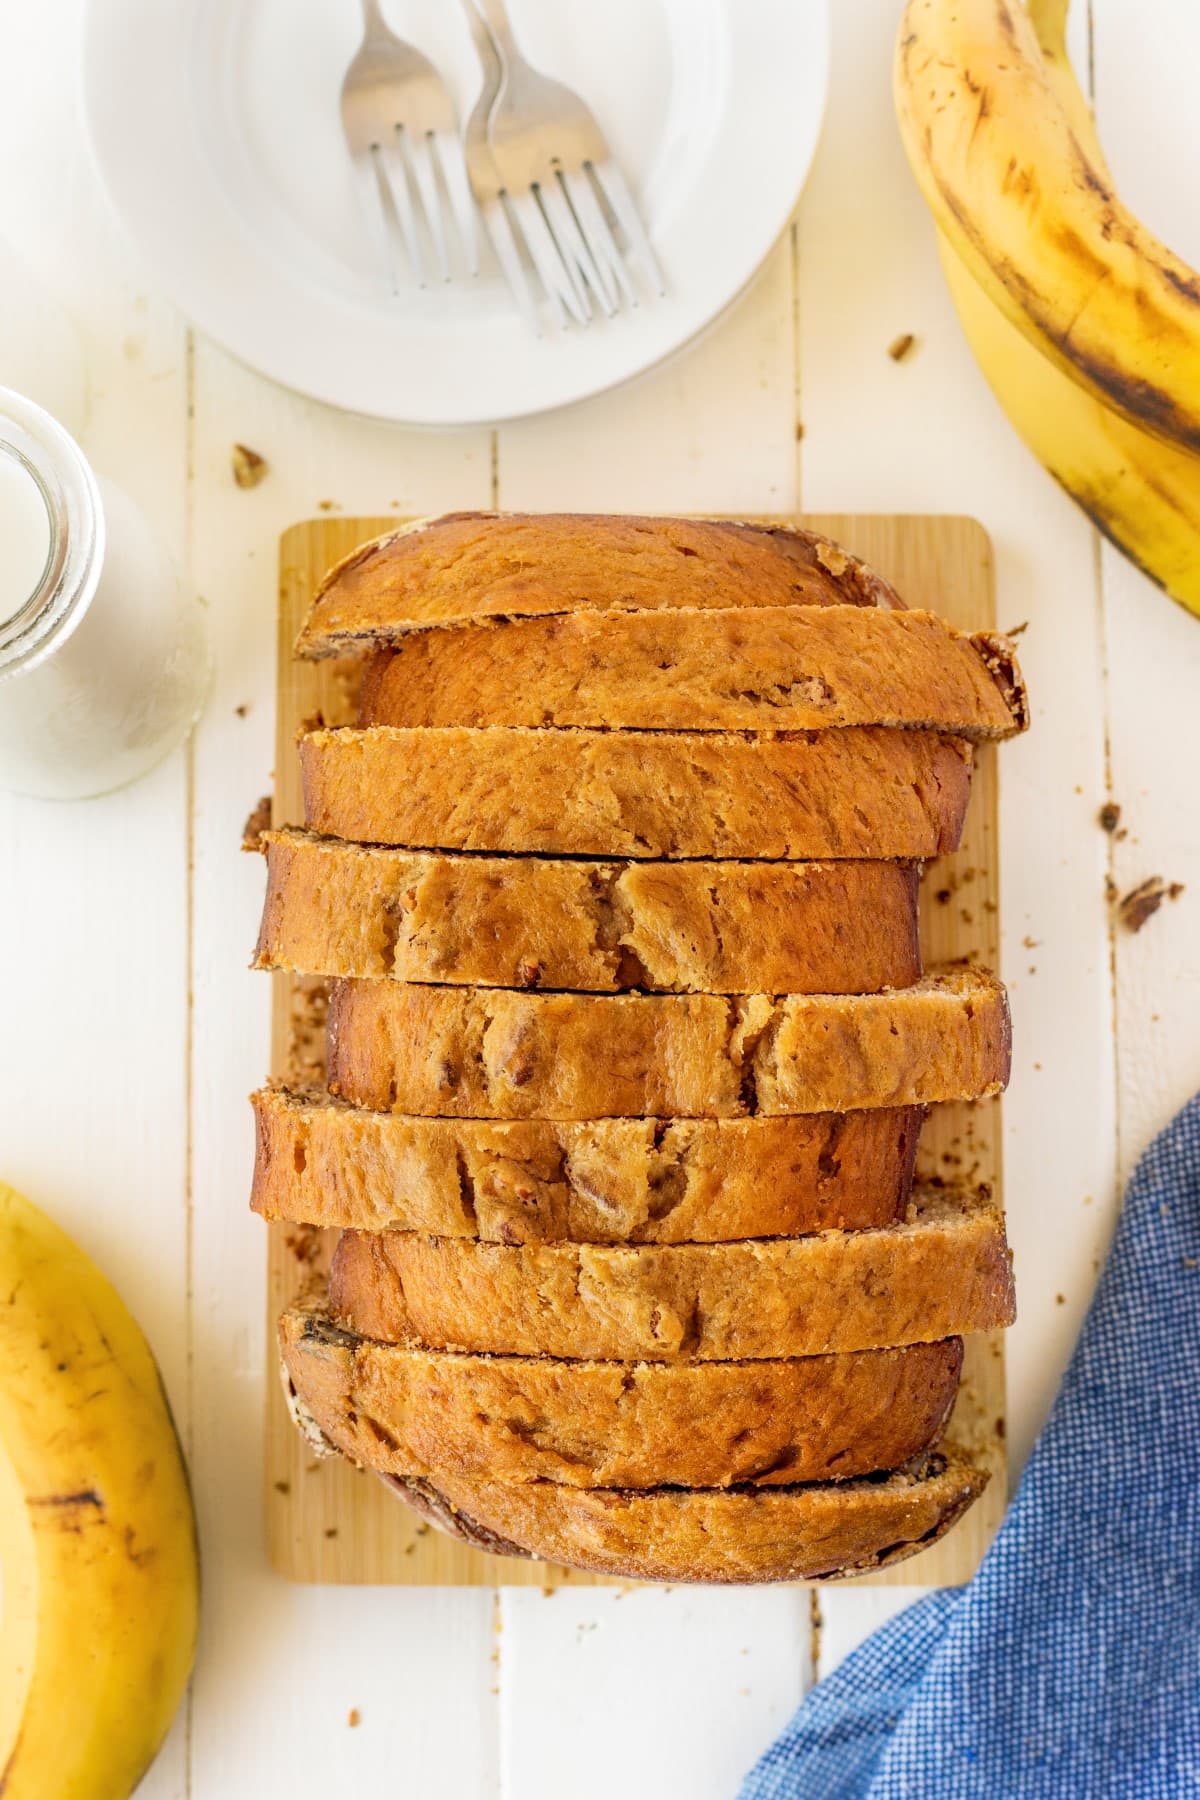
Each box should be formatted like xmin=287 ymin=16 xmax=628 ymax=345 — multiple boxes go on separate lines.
xmin=3 ymin=4 xmax=1199 ymax=1794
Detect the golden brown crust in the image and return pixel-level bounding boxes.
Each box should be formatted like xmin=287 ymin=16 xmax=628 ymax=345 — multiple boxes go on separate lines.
xmin=376 ymin=1453 xmax=989 ymax=1582
xmin=280 ymin=1308 xmax=964 ymax=1489
xmin=328 ymin=1188 xmax=1016 ymax=1361
xmin=358 ymin=606 xmax=1026 ymax=739
xmin=325 ymin=970 xmax=1011 ymax=1120
xmin=251 ymin=1091 xmax=922 ymax=1241
xmin=253 ymin=830 xmax=922 ymax=995
xmin=296 ymin=514 xmax=904 ymax=656
xmin=298 ymin=725 xmax=974 ymax=860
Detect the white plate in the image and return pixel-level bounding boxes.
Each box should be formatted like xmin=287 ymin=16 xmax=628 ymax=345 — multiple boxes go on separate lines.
xmin=83 ymin=0 xmax=828 ymax=426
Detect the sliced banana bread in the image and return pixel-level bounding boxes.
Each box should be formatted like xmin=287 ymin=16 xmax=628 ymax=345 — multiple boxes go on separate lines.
xmin=327 ymin=1187 xmax=1015 ymax=1361
xmin=299 ymin=725 xmax=973 ymax=860
xmin=326 ymin=969 xmax=1010 ymax=1120
xmin=251 ymin=1091 xmax=922 ymax=1241
xmin=253 ymin=830 xmax=922 ymax=994
xmin=377 ymin=1453 xmax=988 ymax=1583
xmin=358 ymin=606 xmax=1025 ymax=738
xmin=296 ymin=513 xmax=904 ymax=655
xmin=280 ymin=1307 xmax=964 ymax=1488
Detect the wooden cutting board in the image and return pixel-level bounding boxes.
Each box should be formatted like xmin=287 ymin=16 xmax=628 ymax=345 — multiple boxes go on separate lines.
xmin=264 ymin=513 xmax=1007 ymax=1588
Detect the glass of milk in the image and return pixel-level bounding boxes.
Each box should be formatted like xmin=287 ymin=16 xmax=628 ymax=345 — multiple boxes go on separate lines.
xmin=0 ymin=388 xmax=209 ymax=799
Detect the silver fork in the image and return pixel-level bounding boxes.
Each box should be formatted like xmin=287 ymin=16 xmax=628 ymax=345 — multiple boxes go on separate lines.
xmin=341 ymin=0 xmax=477 ymax=290
xmin=458 ymin=1 xmax=568 ymax=333
xmin=476 ymin=0 xmax=664 ymax=320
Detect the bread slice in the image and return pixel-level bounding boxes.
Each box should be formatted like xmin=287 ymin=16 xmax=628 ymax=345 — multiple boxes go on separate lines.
xmin=299 ymin=725 xmax=973 ymax=860
xmin=326 ymin=969 xmax=1010 ymax=1120
xmin=280 ymin=1306 xmax=964 ymax=1489
xmin=251 ymin=1091 xmax=922 ymax=1241
xmin=377 ymin=1453 xmax=988 ymax=1582
xmin=295 ymin=513 xmax=904 ymax=656
xmin=253 ymin=829 xmax=922 ymax=994
xmin=328 ymin=1187 xmax=1015 ymax=1361
xmin=358 ymin=606 xmax=1026 ymax=739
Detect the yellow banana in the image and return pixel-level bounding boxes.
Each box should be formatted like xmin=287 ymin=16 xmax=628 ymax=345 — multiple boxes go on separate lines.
xmin=0 ymin=1181 xmax=199 ymax=1798
xmin=896 ymin=0 xmax=1200 ymax=453
xmin=1024 ymin=0 xmax=1110 ymax=180
xmin=939 ymin=231 xmax=1200 ymax=613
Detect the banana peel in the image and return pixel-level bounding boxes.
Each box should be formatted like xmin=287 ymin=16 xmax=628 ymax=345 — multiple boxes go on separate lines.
xmin=0 ymin=1181 xmax=199 ymax=1798
xmin=898 ymin=0 xmax=1200 ymax=615
xmin=939 ymin=231 xmax=1200 ymax=614
xmin=896 ymin=0 xmax=1200 ymax=455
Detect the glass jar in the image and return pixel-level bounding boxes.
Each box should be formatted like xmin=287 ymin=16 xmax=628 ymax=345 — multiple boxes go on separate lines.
xmin=0 ymin=388 xmax=210 ymax=799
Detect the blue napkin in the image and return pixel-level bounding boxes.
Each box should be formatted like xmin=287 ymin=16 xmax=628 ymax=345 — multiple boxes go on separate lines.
xmin=740 ymin=1093 xmax=1200 ymax=1800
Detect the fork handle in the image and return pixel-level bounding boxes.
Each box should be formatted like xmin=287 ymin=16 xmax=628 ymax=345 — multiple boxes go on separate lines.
xmin=474 ymin=0 xmax=524 ymax=69
xmin=459 ymin=0 xmax=502 ymax=81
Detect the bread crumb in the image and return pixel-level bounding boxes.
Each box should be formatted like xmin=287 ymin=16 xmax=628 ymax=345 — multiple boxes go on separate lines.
xmin=795 ymin=421 xmax=805 ymax=441
xmin=1098 ymin=801 xmax=1121 ymax=832
xmin=232 ymin=443 xmax=268 ymax=489
xmin=888 ymin=332 xmax=917 ymax=362
xmin=1003 ymin=620 xmax=1029 ymax=638
xmin=318 ymin=498 xmax=341 ymax=512
xmin=234 ymin=702 xmax=250 ymax=719
xmin=273 ymin=1480 xmax=290 ymax=1495
xmin=348 ymin=1708 xmax=361 ymax=1729
xmin=1056 ymin=1293 xmax=1065 ymax=1304
xmin=324 ymin=1526 xmax=339 ymax=1538
xmin=241 ymin=795 xmax=272 ymax=851
xmin=1117 ymin=875 xmax=1185 ymax=933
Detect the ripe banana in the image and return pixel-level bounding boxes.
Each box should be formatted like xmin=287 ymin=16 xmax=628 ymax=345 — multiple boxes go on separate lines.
xmin=939 ymin=232 xmax=1200 ymax=612
xmin=0 ymin=1181 xmax=199 ymax=1798
xmin=895 ymin=0 xmax=1200 ymax=453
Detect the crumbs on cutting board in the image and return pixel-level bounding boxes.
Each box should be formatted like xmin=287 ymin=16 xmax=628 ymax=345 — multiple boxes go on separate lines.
xmin=348 ymin=1709 xmax=361 ymax=1729
xmin=888 ymin=332 xmax=917 ymax=362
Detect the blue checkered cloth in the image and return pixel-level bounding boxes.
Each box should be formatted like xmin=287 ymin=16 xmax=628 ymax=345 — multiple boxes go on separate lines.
xmin=739 ymin=1093 xmax=1200 ymax=1800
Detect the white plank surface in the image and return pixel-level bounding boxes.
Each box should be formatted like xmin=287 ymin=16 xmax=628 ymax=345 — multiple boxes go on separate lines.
xmin=1092 ymin=0 xmax=1200 ymax=1188
xmin=500 ymin=1589 xmax=810 ymax=1798
xmin=1 ymin=0 xmax=1194 ymax=1791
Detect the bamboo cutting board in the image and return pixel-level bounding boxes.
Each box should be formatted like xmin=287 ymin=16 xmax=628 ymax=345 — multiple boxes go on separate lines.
xmin=264 ymin=513 xmax=1007 ymax=1588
